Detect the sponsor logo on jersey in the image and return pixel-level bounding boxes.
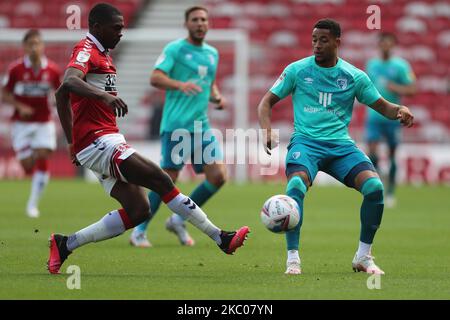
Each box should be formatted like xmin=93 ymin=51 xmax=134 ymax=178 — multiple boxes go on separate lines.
xmin=319 ymin=92 xmax=333 ymax=107
xmin=198 ymin=65 xmax=208 ymax=79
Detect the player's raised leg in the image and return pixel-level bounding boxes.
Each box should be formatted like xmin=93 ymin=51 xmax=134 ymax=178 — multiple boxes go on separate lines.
xmin=284 ymin=170 xmax=309 ymax=275
xmin=352 ymin=169 xmax=385 ymax=275
xmin=167 ymin=162 xmax=226 ymax=246
xmin=130 ymin=168 xmax=179 ymax=248
xmin=48 ymin=182 xmax=148 ymax=274
xmin=120 ymin=153 xmax=249 ymax=254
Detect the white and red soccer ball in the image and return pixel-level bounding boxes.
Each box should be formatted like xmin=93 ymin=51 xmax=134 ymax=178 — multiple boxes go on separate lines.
xmin=260 ymin=195 xmax=300 ymax=233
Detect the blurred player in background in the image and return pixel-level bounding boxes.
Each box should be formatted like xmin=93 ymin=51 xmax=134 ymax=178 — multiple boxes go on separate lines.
xmin=47 ymin=3 xmax=249 ymax=274
xmin=365 ymin=32 xmax=416 ymax=208
xmin=258 ymin=19 xmax=414 ymax=275
xmin=2 ymin=29 xmax=61 ymax=218
xmin=130 ymin=6 xmax=227 ymax=248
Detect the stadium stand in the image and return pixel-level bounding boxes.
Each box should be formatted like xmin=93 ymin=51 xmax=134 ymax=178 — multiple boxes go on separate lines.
xmin=0 ymin=0 xmax=449 ymax=146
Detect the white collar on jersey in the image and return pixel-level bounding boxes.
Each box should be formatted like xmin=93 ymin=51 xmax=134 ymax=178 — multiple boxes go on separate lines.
xmin=86 ymin=32 xmax=106 ymax=53
xmin=24 ymin=55 xmax=48 ymax=69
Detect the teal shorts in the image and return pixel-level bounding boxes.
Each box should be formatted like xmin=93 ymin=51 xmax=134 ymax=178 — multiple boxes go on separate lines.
xmin=285 ymin=136 xmax=375 ymax=188
xmin=160 ymin=131 xmax=223 ymax=174
xmin=366 ymin=119 xmax=401 ymax=148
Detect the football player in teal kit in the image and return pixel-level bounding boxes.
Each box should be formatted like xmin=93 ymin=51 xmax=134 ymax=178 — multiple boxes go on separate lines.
xmin=257 ymin=19 xmax=414 ymax=275
xmin=366 ymin=32 xmax=416 ymax=208
xmin=130 ymin=6 xmax=227 ymax=247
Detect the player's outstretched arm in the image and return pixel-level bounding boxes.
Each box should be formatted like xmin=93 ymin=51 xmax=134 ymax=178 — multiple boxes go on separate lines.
xmin=369 ymin=97 xmax=414 ymax=127
xmin=150 ymin=69 xmax=202 ymax=95
xmin=257 ymin=91 xmax=280 ymax=154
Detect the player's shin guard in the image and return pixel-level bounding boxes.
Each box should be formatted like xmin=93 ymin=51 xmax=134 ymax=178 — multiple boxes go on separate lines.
xmin=134 ymin=191 xmax=162 ymax=233
xmin=66 ymin=209 xmax=133 ymax=251
xmin=359 ymin=177 xmax=384 ymax=245
xmin=162 ymin=187 xmax=221 ymax=243
xmin=173 ymin=180 xmax=220 ymax=224
xmin=285 ymin=176 xmax=306 ymax=251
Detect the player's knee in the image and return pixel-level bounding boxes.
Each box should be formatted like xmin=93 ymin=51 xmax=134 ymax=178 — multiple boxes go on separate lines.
xmin=361 ymin=177 xmax=384 ymax=203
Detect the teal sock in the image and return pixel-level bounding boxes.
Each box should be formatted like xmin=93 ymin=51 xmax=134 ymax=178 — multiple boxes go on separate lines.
xmin=285 ymin=176 xmax=306 ymax=251
xmin=360 ymin=177 xmax=384 ymax=244
xmin=135 ymin=191 xmax=162 ymax=233
xmin=388 ymin=156 xmax=397 ymax=195
xmin=176 ymin=180 xmax=220 ymax=222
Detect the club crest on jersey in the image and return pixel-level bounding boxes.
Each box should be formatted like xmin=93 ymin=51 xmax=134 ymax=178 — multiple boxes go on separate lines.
xmin=208 ymin=54 xmax=215 ymax=65
xmin=336 ymin=78 xmax=348 ymax=90
xmin=76 ymin=51 xmax=91 ymax=63
xmin=292 ymin=152 xmax=301 ymax=159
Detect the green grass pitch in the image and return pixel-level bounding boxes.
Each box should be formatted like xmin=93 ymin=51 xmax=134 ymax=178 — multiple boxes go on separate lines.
xmin=0 ymin=179 xmax=449 ymax=299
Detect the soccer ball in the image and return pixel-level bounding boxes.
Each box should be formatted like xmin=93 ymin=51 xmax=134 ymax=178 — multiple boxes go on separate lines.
xmin=260 ymin=195 xmax=300 ymax=233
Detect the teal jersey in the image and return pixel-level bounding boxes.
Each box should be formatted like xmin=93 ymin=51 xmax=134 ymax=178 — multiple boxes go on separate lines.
xmin=366 ymin=57 xmax=415 ymax=122
xmin=270 ymin=56 xmax=381 ymax=142
xmin=154 ymin=38 xmax=219 ymax=133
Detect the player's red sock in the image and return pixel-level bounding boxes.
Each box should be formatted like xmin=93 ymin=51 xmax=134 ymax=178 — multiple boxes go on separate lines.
xmin=35 ymin=158 xmax=49 ymax=172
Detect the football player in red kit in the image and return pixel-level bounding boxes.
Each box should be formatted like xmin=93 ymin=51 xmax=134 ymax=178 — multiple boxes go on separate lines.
xmin=47 ymin=3 xmax=249 ymax=274
xmin=2 ymin=29 xmax=61 ymax=218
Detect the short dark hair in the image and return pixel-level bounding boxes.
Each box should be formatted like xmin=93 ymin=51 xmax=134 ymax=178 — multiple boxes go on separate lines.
xmin=313 ymin=19 xmax=341 ymax=38
xmin=379 ymin=32 xmax=397 ymax=43
xmin=88 ymin=3 xmax=122 ymax=28
xmin=185 ymin=6 xmax=208 ymax=22
xmin=23 ymin=29 xmax=41 ymax=43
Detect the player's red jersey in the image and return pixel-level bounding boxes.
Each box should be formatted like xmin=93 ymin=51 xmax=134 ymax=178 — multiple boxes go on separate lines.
xmin=3 ymin=56 xmax=61 ymax=123
xmin=67 ymin=33 xmax=119 ymax=153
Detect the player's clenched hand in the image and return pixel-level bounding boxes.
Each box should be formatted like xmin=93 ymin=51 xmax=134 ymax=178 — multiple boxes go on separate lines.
xmin=264 ymin=129 xmax=279 ymax=155
xmin=18 ymin=103 xmax=34 ymax=120
xmin=214 ymin=95 xmax=227 ymax=110
xmin=397 ymin=105 xmax=414 ymax=128
xmin=178 ymin=82 xmax=202 ymax=96
xmin=102 ymin=93 xmax=128 ymax=117
xmin=68 ymin=144 xmax=80 ymax=166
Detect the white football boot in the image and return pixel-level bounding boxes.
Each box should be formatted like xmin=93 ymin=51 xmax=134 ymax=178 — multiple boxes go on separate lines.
xmin=129 ymin=229 xmax=152 ymax=248
xmin=165 ymin=216 xmax=195 ymax=246
xmin=26 ymin=205 xmax=40 ymax=218
xmin=352 ymin=253 xmax=385 ymax=275
xmin=285 ymin=258 xmax=302 ymax=275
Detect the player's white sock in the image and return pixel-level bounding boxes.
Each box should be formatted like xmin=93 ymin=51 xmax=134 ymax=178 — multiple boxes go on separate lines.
xmin=27 ymin=171 xmax=49 ymax=210
xmin=164 ymin=192 xmax=221 ymax=244
xmin=66 ymin=209 xmax=132 ymax=251
xmin=357 ymin=241 xmax=372 ymax=259
xmin=287 ymin=250 xmax=300 ymax=262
